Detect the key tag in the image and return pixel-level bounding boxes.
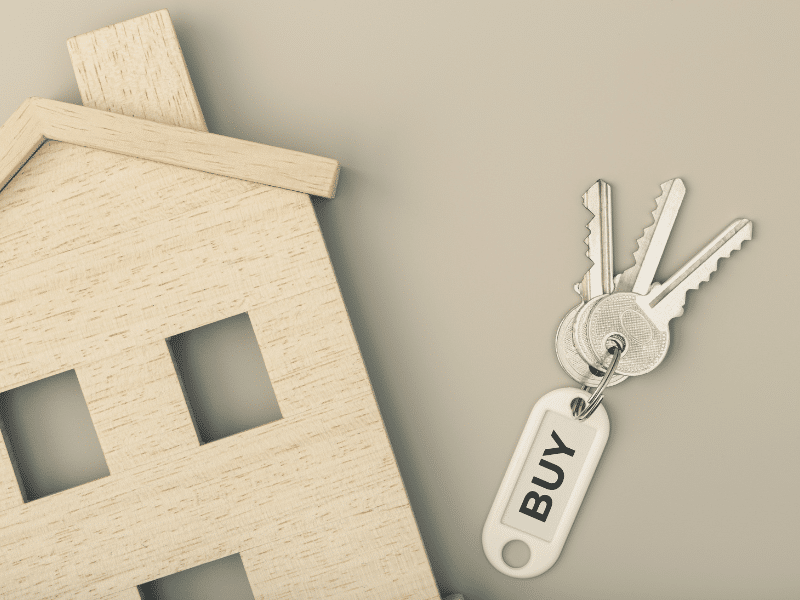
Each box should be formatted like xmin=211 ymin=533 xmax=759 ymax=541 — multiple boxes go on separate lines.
xmin=482 ymin=386 xmax=610 ymax=578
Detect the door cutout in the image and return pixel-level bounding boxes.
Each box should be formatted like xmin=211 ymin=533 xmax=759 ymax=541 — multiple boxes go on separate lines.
xmin=138 ymin=553 xmax=256 ymax=600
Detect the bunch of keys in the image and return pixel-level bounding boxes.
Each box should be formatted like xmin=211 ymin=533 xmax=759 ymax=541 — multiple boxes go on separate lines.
xmin=483 ymin=178 xmax=752 ymax=577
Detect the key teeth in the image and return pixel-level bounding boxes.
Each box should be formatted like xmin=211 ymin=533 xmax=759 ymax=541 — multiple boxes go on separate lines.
xmin=578 ymin=225 xmax=596 ymax=299
xmin=579 ymin=179 xmax=613 ymax=299
xmin=668 ymin=224 xmax=752 ymax=312
xmin=582 ymin=198 xmax=600 ymax=266
xmin=629 ymin=181 xmax=670 ymax=272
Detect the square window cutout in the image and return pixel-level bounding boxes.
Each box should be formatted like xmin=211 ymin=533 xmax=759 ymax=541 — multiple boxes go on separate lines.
xmin=167 ymin=313 xmax=282 ymax=444
xmin=138 ymin=553 xmax=256 ymax=600
xmin=0 ymin=370 xmax=110 ymax=502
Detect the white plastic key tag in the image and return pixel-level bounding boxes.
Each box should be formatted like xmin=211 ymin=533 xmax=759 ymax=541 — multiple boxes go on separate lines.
xmin=482 ymin=387 xmax=609 ymax=577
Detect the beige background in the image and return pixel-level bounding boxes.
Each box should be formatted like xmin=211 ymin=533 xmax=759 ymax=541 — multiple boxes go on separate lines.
xmin=1 ymin=2 xmax=798 ymax=599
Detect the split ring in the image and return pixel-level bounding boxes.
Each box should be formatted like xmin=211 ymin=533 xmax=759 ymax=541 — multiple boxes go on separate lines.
xmin=571 ymin=340 xmax=623 ymax=421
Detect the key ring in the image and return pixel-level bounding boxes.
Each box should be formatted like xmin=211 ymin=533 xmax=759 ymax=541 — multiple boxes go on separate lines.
xmin=571 ymin=338 xmax=623 ymax=421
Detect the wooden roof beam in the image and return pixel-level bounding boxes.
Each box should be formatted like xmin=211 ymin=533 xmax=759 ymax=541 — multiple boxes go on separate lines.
xmin=0 ymin=98 xmax=340 ymax=198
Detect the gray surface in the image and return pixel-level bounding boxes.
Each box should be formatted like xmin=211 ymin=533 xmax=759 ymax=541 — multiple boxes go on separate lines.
xmin=1 ymin=2 xmax=798 ymax=599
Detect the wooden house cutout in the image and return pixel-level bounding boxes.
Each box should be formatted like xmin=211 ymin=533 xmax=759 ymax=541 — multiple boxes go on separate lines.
xmin=0 ymin=10 xmax=439 ymax=599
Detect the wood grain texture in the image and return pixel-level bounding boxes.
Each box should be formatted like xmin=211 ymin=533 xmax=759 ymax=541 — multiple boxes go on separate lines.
xmin=0 ymin=141 xmax=260 ymax=277
xmin=240 ymin=503 xmax=439 ymax=600
xmin=0 ymin=99 xmax=46 ymax=193
xmin=78 ymin=342 xmax=200 ymax=475
xmin=67 ymin=9 xmax=208 ymax=132
xmin=0 ymin=147 xmax=437 ymax=599
xmin=0 ymin=98 xmax=340 ymax=198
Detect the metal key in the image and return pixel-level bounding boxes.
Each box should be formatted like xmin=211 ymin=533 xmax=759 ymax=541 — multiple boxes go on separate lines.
xmin=577 ymin=179 xmax=614 ymax=301
xmin=615 ymin=178 xmax=685 ymax=294
xmin=571 ymin=180 xmax=623 ymax=373
xmin=585 ymin=216 xmax=752 ymax=376
xmin=571 ymin=178 xmax=682 ymax=370
xmin=555 ymin=303 xmax=627 ymax=386
xmin=555 ymin=180 xmax=626 ymax=386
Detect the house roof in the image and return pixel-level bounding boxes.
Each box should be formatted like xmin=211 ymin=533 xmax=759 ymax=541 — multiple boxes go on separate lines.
xmin=0 ymin=97 xmax=340 ymax=198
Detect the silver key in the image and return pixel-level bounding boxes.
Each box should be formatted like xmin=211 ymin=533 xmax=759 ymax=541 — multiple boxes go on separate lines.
xmin=614 ymin=178 xmax=685 ymax=294
xmin=576 ymin=180 xmax=614 ymax=302
xmin=556 ymin=180 xmax=624 ymax=383
xmin=573 ymin=178 xmax=682 ymax=369
xmin=585 ymin=218 xmax=753 ymax=376
xmin=571 ymin=295 xmax=606 ymax=370
xmin=555 ymin=303 xmax=627 ymax=387
xmin=572 ymin=180 xmax=615 ymax=370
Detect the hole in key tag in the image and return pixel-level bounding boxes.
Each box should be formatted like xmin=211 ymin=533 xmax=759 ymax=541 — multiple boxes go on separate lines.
xmin=482 ymin=387 xmax=609 ymax=577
